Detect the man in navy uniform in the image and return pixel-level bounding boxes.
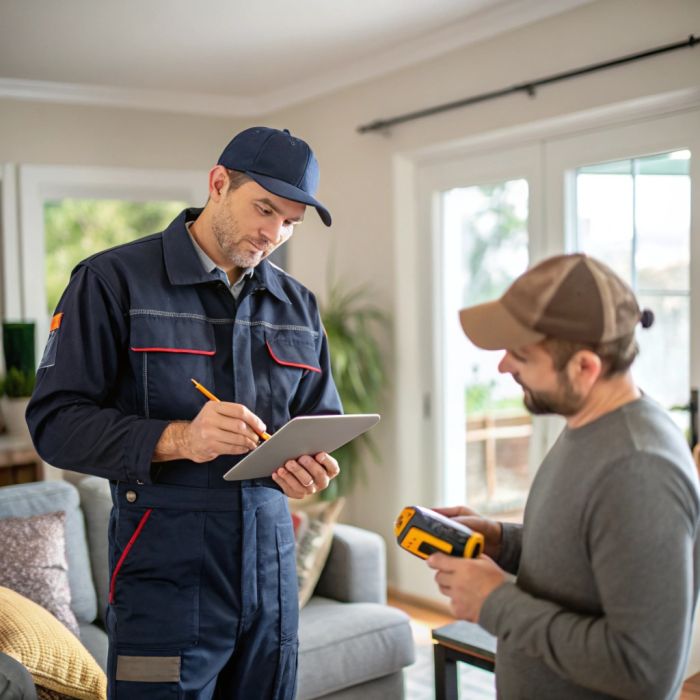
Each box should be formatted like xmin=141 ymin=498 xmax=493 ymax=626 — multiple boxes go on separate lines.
xmin=27 ymin=127 xmax=342 ymax=699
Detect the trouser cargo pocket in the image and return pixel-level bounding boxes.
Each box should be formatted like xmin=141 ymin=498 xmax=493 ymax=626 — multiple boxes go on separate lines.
xmin=108 ymin=490 xmax=205 ymax=648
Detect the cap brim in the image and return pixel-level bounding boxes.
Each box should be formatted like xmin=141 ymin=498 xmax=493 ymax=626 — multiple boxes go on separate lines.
xmin=246 ymin=171 xmax=332 ymax=227
xmin=459 ymin=300 xmax=545 ymax=350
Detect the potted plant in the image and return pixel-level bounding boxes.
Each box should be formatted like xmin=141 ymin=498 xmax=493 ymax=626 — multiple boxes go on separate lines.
xmin=0 ymin=367 xmax=35 ymax=438
xmin=1 ymin=321 xmax=36 ymax=439
xmin=320 ymin=279 xmax=390 ymax=500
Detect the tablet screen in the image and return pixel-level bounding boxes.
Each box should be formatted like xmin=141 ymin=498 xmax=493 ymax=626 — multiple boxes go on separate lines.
xmin=222 ymin=414 xmax=380 ymax=481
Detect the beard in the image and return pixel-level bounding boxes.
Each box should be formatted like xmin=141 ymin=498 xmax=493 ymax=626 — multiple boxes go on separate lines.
xmin=210 ymin=203 xmax=270 ymax=269
xmin=519 ymin=373 xmax=586 ymax=417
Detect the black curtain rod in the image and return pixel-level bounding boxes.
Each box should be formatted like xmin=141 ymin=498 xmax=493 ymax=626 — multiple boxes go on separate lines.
xmin=357 ymin=34 xmax=698 ymax=134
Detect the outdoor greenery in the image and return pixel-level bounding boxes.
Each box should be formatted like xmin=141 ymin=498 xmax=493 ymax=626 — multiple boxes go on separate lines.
xmin=461 ymin=182 xmax=528 ymax=417
xmin=466 ymin=382 xmax=525 ymax=415
xmin=460 ymin=182 xmax=528 ymax=307
xmin=44 ymin=199 xmax=186 ymax=313
xmin=320 ymin=280 xmax=389 ymax=499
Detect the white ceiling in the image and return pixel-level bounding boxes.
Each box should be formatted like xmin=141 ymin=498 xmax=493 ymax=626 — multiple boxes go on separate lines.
xmin=0 ymin=0 xmax=594 ymax=117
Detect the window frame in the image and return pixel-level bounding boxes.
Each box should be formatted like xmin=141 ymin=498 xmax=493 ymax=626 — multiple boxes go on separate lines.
xmin=2 ymin=164 xmax=207 ymax=365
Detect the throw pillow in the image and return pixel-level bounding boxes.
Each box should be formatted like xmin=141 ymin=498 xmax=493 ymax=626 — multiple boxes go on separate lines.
xmin=0 ymin=586 xmax=106 ymax=700
xmin=37 ymin=688 xmax=78 ymax=700
xmin=0 ymin=511 xmax=79 ymax=636
xmin=290 ymin=497 xmax=345 ymax=608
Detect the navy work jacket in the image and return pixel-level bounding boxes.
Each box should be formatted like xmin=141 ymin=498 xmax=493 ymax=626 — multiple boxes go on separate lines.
xmin=27 ymin=208 xmax=342 ymax=488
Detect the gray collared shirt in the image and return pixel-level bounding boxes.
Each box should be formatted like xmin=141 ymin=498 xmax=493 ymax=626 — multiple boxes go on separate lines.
xmin=185 ymin=222 xmax=253 ymax=301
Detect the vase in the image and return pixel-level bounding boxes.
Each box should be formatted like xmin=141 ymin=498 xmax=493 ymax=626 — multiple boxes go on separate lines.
xmin=1 ymin=397 xmax=31 ymax=440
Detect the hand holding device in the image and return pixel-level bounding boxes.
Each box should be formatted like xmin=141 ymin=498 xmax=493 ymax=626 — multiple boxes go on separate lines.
xmin=395 ymin=505 xmax=484 ymax=560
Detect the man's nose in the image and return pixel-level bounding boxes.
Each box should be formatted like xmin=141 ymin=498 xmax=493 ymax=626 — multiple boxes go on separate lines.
xmin=497 ymin=351 xmax=512 ymax=374
xmin=261 ymin=218 xmax=285 ymax=243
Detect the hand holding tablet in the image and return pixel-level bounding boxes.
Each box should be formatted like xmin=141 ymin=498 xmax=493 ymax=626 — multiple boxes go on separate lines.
xmin=223 ymin=414 xmax=381 ymax=481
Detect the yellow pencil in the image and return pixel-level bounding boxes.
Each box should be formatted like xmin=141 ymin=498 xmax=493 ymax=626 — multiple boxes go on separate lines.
xmin=190 ymin=378 xmax=271 ymax=441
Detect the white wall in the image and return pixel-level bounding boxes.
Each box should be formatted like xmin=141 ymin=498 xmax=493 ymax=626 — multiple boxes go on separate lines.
xmin=1 ymin=0 xmax=699 ymax=603
xmin=0 ymin=102 xmax=248 ymax=170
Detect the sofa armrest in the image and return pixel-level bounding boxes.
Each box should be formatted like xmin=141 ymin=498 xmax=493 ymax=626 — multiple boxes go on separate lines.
xmin=313 ymin=523 xmax=386 ymax=604
xmin=76 ymin=476 xmax=112 ymax=625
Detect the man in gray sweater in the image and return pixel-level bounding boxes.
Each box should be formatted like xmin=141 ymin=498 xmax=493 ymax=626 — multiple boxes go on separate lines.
xmin=428 ymin=253 xmax=700 ymax=699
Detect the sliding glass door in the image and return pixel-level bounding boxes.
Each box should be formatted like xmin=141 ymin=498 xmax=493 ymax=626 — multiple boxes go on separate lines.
xmin=418 ymin=108 xmax=700 ymax=514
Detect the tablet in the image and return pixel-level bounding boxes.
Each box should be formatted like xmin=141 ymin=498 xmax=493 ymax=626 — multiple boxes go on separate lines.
xmin=222 ymin=413 xmax=381 ymax=481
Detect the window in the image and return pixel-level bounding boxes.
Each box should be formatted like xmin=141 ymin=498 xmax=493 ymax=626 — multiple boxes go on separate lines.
xmin=44 ymin=198 xmax=187 ymax=314
xmin=442 ymin=180 xmax=531 ymax=514
xmin=2 ymin=165 xmax=206 ymax=364
xmin=575 ymin=150 xmax=691 ymax=433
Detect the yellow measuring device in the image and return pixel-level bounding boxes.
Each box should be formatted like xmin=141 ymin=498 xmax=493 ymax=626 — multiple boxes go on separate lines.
xmin=394 ymin=505 xmax=484 ymax=560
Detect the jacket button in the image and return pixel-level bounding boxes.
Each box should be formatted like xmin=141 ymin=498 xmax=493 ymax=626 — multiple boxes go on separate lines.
xmin=125 ymin=490 xmax=138 ymax=503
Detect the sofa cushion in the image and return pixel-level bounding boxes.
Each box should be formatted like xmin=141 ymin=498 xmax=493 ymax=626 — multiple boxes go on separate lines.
xmin=0 ymin=586 xmax=106 ymax=700
xmin=75 ymin=477 xmax=112 ymax=624
xmin=0 ymin=481 xmax=97 ymax=625
xmin=0 ymin=511 xmax=79 ymax=635
xmin=77 ymin=624 xmax=108 ymax=673
xmin=291 ymin=498 xmax=345 ymax=608
xmin=297 ymin=597 xmax=415 ymax=699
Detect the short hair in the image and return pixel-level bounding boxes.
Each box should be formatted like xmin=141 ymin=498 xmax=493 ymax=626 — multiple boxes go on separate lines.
xmin=541 ymin=333 xmax=639 ymax=378
xmin=224 ymin=169 xmax=252 ymax=192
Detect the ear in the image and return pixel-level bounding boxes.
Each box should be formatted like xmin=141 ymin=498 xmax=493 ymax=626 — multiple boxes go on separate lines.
xmin=567 ymin=350 xmax=602 ymax=391
xmin=208 ymin=165 xmax=229 ymax=201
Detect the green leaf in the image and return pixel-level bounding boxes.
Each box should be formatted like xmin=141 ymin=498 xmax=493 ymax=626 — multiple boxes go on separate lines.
xmin=1 ymin=367 xmax=36 ymax=397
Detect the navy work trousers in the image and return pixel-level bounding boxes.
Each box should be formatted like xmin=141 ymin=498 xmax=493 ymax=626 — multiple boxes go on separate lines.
xmin=106 ymin=481 xmax=298 ymax=699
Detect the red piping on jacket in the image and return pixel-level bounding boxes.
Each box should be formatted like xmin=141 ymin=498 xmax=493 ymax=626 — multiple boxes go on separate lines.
xmin=266 ymin=341 xmax=321 ymax=373
xmin=130 ymin=347 xmax=215 ymax=355
xmin=109 ymin=508 xmax=153 ymax=604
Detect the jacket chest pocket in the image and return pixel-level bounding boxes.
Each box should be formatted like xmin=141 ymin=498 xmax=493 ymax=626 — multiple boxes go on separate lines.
xmin=264 ymin=331 xmax=321 ymax=426
xmin=130 ymin=314 xmax=215 ymax=420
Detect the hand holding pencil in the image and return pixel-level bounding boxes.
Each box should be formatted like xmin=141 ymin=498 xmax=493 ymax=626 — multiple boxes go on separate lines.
xmin=191 ymin=379 xmax=271 ymax=440
xmin=186 ymin=378 xmax=337 ymax=499
xmin=162 ymin=378 xmax=269 ymax=463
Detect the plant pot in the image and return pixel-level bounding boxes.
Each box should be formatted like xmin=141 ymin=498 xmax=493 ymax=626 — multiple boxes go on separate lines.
xmin=1 ymin=397 xmax=31 ymax=439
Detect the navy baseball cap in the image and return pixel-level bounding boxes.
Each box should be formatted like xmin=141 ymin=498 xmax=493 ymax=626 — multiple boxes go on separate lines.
xmin=217 ymin=126 xmax=332 ymax=226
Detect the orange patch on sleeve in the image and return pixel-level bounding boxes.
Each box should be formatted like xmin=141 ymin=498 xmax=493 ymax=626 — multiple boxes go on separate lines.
xmin=50 ymin=313 xmax=64 ymax=332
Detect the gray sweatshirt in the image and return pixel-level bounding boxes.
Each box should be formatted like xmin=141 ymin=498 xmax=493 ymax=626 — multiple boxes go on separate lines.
xmin=479 ymin=396 xmax=700 ymax=699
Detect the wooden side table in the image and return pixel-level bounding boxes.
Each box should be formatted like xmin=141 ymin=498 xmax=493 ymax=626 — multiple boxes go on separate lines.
xmin=0 ymin=434 xmax=42 ymax=485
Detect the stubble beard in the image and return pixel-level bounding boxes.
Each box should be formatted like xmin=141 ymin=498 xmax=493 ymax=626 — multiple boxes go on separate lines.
xmin=520 ymin=373 xmax=585 ymax=417
xmin=211 ymin=206 xmax=265 ymax=270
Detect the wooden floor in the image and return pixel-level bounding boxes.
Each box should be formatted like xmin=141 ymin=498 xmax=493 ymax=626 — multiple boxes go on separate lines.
xmin=684 ymin=673 xmax=700 ymax=700
xmin=388 ymin=594 xmax=700 ymax=699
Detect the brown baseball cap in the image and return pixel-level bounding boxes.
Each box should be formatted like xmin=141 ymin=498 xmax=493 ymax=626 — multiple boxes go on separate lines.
xmin=459 ymin=253 xmax=653 ymax=350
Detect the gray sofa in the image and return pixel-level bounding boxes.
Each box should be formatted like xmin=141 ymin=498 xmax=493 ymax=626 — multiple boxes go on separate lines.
xmin=0 ymin=478 xmax=415 ymax=699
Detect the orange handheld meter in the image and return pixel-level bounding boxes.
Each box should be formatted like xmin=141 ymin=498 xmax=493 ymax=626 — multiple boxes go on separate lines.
xmin=394 ymin=506 xmax=484 ymax=560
